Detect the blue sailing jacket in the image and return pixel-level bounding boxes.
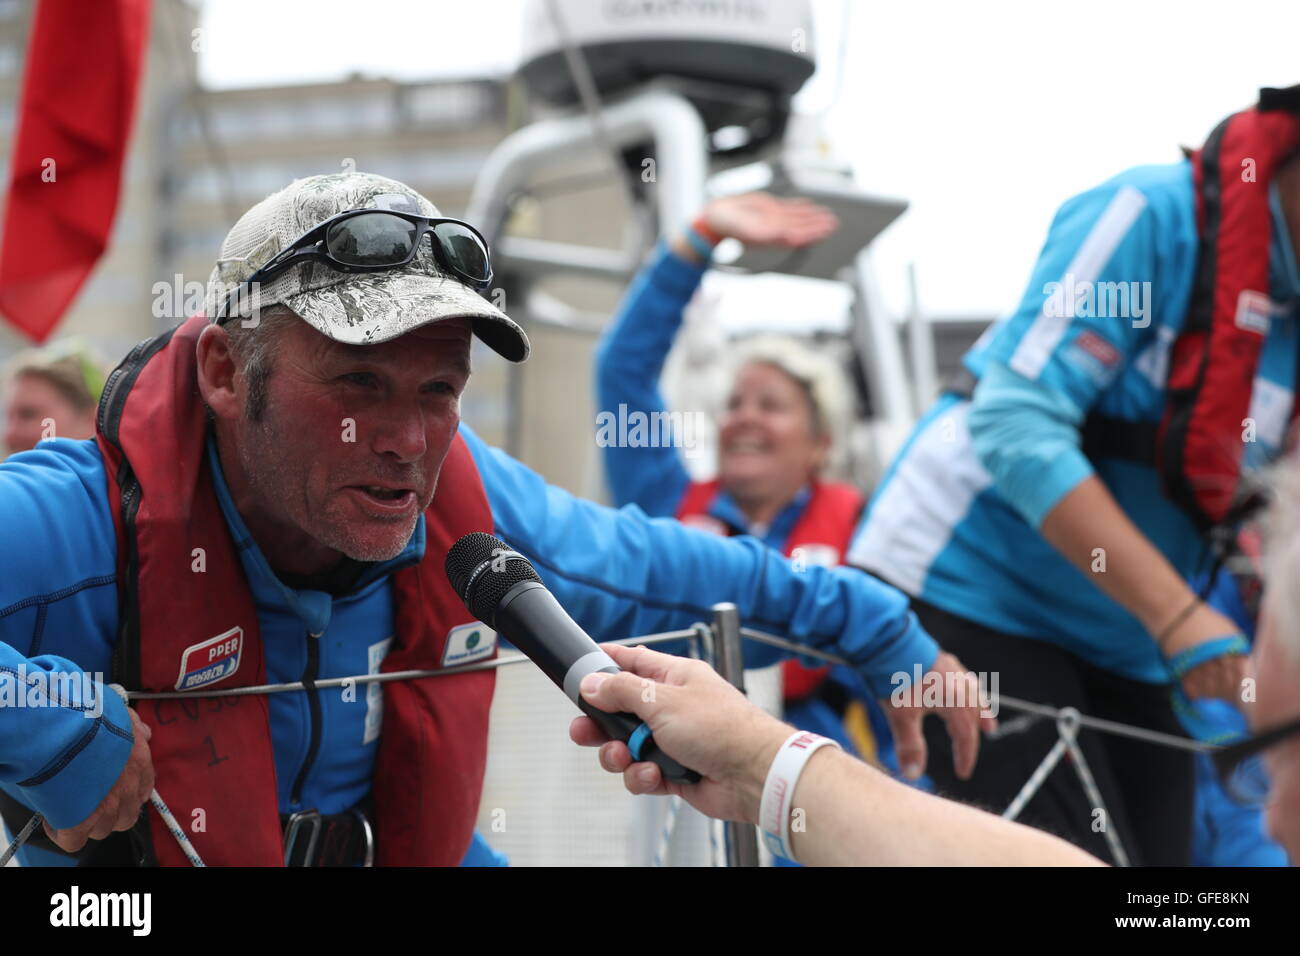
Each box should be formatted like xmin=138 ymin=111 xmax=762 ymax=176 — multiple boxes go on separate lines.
xmin=848 ymin=160 xmax=1300 ymax=685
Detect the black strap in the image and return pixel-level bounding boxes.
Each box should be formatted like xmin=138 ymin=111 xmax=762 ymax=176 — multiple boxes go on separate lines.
xmin=944 ymin=368 xmax=1156 ymax=466
xmin=1079 ymin=415 xmax=1157 ymax=466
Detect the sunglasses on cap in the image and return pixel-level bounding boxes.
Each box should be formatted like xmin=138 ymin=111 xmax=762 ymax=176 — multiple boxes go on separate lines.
xmin=215 ymin=209 xmax=494 ymax=324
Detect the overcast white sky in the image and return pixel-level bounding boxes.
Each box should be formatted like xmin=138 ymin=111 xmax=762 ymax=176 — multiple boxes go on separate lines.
xmin=197 ymin=0 xmax=1300 ymax=321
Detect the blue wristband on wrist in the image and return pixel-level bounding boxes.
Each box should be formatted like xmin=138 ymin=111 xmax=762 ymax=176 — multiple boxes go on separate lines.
xmin=1166 ymin=634 xmax=1249 ymax=679
xmin=1165 ymin=634 xmax=1250 ymax=744
xmin=683 ymin=226 xmax=717 ymax=262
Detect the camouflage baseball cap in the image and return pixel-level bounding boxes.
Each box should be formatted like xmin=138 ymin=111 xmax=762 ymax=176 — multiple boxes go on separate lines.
xmin=205 ymin=172 xmax=529 ymax=362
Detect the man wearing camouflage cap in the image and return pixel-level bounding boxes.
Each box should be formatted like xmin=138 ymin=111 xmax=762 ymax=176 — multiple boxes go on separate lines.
xmin=0 ymin=172 xmax=986 ymax=867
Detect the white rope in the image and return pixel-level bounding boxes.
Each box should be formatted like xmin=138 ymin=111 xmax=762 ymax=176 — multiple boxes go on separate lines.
xmin=148 ymin=791 xmax=205 ymax=867
xmin=106 ymin=684 xmax=206 ymax=867
xmin=1001 ymin=707 xmax=1132 ymax=866
xmin=653 ymin=795 xmax=684 ymax=868
xmin=0 ymin=813 xmax=39 ymax=867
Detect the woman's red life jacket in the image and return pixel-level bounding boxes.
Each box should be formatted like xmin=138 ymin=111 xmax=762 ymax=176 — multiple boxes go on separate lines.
xmin=94 ymin=314 xmax=496 ymax=866
xmin=676 ymin=479 xmax=862 ymax=701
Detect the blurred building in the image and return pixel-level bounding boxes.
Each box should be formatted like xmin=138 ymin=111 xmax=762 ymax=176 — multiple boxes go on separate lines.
xmin=0 ymin=0 xmax=196 ymax=373
xmin=0 ymin=0 xmax=528 ymax=448
xmin=0 ymin=0 xmax=985 ymax=482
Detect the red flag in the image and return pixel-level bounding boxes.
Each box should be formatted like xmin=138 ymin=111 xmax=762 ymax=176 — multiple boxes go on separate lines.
xmin=0 ymin=0 xmax=151 ymax=343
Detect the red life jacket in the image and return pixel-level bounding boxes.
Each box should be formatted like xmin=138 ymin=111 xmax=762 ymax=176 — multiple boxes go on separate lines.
xmin=94 ymin=314 xmax=496 ymax=866
xmin=1160 ymin=87 xmax=1300 ymax=530
xmin=676 ymin=479 xmax=862 ymax=701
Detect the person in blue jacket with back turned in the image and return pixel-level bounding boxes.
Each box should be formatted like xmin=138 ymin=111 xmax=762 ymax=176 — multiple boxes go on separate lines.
xmin=0 ymin=172 xmax=989 ymax=867
xmin=848 ymin=88 xmax=1300 ymax=865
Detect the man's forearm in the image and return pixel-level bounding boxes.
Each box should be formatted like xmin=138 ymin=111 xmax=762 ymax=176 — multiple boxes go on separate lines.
xmin=1038 ymin=475 xmax=1199 ymax=639
xmin=787 ymin=747 xmax=1103 ymax=866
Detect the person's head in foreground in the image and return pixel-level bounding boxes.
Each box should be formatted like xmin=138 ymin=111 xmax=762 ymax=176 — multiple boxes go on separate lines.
xmin=714 ymin=333 xmax=852 ymax=522
xmin=1251 ymin=452 xmax=1300 ymax=861
xmin=2 ymin=339 xmax=105 ymax=454
xmin=196 ymin=172 xmax=528 ymax=578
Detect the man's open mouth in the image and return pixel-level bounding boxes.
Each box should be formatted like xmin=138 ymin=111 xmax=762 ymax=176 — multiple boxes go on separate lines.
xmin=360 ymin=485 xmax=408 ymax=500
xmin=349 ymin=485 xmax=417 ymax=508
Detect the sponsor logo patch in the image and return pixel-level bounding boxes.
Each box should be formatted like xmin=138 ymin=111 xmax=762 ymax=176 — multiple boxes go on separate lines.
xmin=441 ymin=622 xmax=497 ymax=667
xmin=1235 ymin=290 xmax=1272 ymax=336
xmin=364 ymin=636 xmax=393 ymax=745
xmin=1066 ymin=330 xmax=1121 ymax=386
xmin=1074 ymin=330 xmax=1120 ymax=367
xmin=176 ymin=627 xmax=243 ymax=691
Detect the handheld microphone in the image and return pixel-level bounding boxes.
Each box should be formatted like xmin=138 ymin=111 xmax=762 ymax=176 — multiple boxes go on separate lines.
xmin=445 ymin=532 xmax=700 ymax=784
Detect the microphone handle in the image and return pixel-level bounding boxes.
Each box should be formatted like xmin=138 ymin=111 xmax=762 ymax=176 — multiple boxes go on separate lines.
xmin=575 ymin=684 xmax=702 ymax=785
xmin=494 ymin=582 xmax=702 ymax=784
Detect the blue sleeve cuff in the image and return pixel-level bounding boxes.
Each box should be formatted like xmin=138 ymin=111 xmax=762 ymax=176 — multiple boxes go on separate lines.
xmin=858 ymin=615 xmax=939 ymax=699
xmin=19 ymin=682 xmax=134 ymax=830
xmin=652 ymin=239 xmax=710 ymax=297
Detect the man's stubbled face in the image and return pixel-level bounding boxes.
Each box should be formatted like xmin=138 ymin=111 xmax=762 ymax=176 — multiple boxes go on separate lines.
xmin=230 ymin=317 xmax=471 ymax=567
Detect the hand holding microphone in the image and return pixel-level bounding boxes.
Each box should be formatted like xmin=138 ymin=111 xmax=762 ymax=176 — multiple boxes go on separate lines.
xmin=569 ymin=642 xmax=795 ymax=824
xmin=445 ymin=533 xmax=702 ymax=784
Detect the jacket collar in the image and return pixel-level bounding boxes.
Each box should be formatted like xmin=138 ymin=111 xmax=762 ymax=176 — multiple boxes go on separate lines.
xmin=708 ymin=485 xmax=812 ymax=547
xmin=204 ymin=429 xmax=423 ymax=635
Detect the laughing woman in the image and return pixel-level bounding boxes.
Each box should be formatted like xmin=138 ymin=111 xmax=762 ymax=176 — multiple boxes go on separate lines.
xmin=594 ymin=193 xmax=914 ymax=831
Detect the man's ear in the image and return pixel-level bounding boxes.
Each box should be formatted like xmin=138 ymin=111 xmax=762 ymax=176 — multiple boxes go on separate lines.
xmin=196 ymin=324 xmax=240 ymax=421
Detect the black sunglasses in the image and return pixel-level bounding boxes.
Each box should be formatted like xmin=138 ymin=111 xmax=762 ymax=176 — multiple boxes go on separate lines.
xmin=215 ymin=209 xmax=494 ymax=324
xmin=1211 ymin=714 xmax=1300 ymax=806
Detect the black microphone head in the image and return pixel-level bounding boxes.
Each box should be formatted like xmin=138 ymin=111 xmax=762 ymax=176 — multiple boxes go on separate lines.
xmin=445 ymin=532 xmax=543 ymax=622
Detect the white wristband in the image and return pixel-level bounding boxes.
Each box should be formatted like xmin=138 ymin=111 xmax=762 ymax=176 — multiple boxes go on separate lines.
xmin=758 ymin=730 xmax=840 ymax=862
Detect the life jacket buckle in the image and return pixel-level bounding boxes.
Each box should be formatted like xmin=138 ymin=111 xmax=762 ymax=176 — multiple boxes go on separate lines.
xmin=283 ymin=809 xmax=322 ymax=867
xmin=351 ymin=808 xmax=375 ymax=867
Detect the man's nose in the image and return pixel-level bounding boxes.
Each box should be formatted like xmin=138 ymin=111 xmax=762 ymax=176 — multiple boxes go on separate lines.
xmin=371 ymin=400 xmax=429 ymax=462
